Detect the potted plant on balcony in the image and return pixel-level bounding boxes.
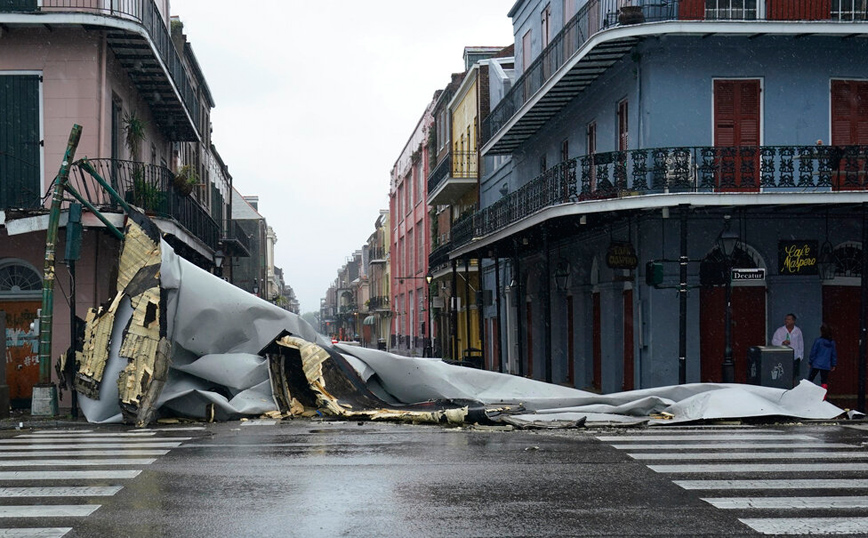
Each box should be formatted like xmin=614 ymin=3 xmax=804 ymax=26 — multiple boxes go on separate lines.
xmin=619 ymin=3 xmax=645 ymax=25
xmin=123 ymin=110 xmax=163 ymax=212
xmin=173 ymin=164 xmax=198 ymax=196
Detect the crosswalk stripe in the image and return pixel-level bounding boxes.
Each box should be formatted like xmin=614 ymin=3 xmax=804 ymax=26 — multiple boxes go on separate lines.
xmin=30 ymin=431 xmax=93 ymax=435
xmin=0 ymin=442 xmax=182 ymax=450
xmin=650 ymin=462 xmax=868 ymax=473
xmin=0 ymin=471 xmax=141 ymax=480
xmin=16 ymin=433 xmax=155 ymax=438
xmin=597 ymin=434 xmax=817 ymax=441
xmin=0 ymin=529 xmax=72 ymax=537
xmin=136 ymin=427 xmax=205 ymax=432
xmin=705 ymin=496 xmax=868 ymax=509
xmin=0 ymin=506 xmax=100 ymax=518
xmin=740 ymin=517 xmax=868 ymax=535
xmin=613 ymin=442 xmax=856 ymax=450
xmin=0 ymin=450 xmax=169 ymax=458
xmin=0 ymin=486 xmax=123 ymax=498
xmin=675 ymin=479 xmax=868 ymax=490
xmin=0 ymin=459 xmax=154 ymax=467
xmin=630 ymin=451 xmax=868 ymax=461
xmin=0 ymin=439 xmax=188 ymax=445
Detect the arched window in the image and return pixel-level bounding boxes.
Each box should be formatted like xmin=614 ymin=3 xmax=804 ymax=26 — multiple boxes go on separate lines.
xmin=0 ymin=260 xmax=42 ymax=298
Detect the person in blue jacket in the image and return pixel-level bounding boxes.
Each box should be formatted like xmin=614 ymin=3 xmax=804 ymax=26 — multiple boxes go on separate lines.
xmin=807 ymin=323 xmax=837 ymax=388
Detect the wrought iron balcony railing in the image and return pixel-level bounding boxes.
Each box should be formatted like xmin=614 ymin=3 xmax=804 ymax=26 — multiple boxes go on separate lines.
xmin=428 ymin=241 xmax=452 ymax=270
xmin=482 ymin=0 xmax=868 ymax=147
xmin=2 ymin=0 xmax=201 ymax=136
xmin=427 ymin=152 xmax=451 ymax=195
xmin=368 ymin=296 xmax=390 ymax=311
xmin=72 ymin=158 xmax=220 ymax=251
xmin=369 ymin=247 xmax=387 ymax=262
xmin=452 ymin=145 xmax=868 ymax=249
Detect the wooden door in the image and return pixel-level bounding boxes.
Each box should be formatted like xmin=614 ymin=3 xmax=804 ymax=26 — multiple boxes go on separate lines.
xmin=831 ymin=80 xmax=868 ymax=189
xmin=526 ymin=302 xmax=534 ymax=378
xmin=821 ymin=286 xmax=861 ymax=407
xmin=699 ymin=286 xmax=767 ymax=383
xmin=593 ymin=292 xmax=601 ymax=390
xmin=3 ymin=301 xmax=41 ymax=405
xmin=567 ymin=295 xmax=575 ymax=384
xmin=623 ymin=289 xmax=634 ymax=391
xmin=714 ymin=79 xmax=761 ymax=191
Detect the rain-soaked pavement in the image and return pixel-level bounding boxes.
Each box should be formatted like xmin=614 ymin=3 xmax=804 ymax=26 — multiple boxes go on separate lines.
xmin=4 ymin=418 xmax=868 ymax=537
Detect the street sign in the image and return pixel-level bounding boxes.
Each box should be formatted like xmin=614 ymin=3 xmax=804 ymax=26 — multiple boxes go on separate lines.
xmin=731 ymin=268 xmax=765 ymax=281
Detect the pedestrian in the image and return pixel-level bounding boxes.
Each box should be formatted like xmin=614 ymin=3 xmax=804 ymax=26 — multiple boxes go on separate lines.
xmin=807 ymin=323 xmax=837 ymax=390
xmin=771 ymin=313 xmax=804 ymax=378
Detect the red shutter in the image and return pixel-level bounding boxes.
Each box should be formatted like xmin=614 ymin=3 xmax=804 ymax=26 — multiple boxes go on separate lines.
xmin=830 ymin=80 xmax=868 ymax=145
xmin=714 ymin=80 xmax=760 ymax=147
xmin=680 ymin=0 xmax=705 ymax=20
xmin=768 ymin=0 xmax=831 ymax=20
xmin=714 ymin=81 xmax=736 ymax=147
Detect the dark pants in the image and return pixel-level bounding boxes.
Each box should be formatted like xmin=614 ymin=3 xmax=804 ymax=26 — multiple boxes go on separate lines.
xmin=807 ymin=367 xmax=830 ymax=385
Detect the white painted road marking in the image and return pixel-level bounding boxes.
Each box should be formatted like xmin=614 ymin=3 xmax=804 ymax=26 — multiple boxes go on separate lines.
xmin=29 ymin=430 xmax=93 ymax=434
xmin=0 ymin=486 xmax=123 ymax=497
xmin=597 ymin=434 xmax=817 ymax=441
xmin=0 ymin=470 xmax=141 ymax=480
xmin=0 ymin=438 xmax=188 ymax=445
xmin=630 ymin=451 xmax=868 ymax=460
xmin=0 ymin=506 xmax=100 ymax=518
xmin=740 ymin=517 xmax=868 ymax=535
xmin=0 ymin=450 xmax=169 ymax=458
xmin=650 ymin=462 xmax=868 ymax=473
xmin=675 ymin=479 xmax=868 ymax=490
xmin=0 ymin=529 xmax=72 ymax=537
xmin=613 ymin=442 xmax=856 ymax=450
xmin=241 ymin=420 xmax=278 ymax=426
xmin=0 ymin=459 xmax=155 ymax=467
xmin=16 ymin=433 xmax=155 ymax=438
xmin=0 ymin=442 xmax=183 ymax=450
xmin=705 ymin=496 xmax=868 ymax=509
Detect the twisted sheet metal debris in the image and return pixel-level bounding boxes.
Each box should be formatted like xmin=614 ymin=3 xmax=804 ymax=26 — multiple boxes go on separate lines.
xmin=67 ymin=210 xmax=852 ymax=427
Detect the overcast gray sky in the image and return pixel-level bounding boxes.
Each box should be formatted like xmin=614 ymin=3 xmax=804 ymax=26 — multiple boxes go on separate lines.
xmin=169 ymin=1 xmax=515 ymax=313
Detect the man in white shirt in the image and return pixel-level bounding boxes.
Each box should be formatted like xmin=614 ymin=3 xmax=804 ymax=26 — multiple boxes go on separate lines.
xmin=771 ymin=313 xmax=804 ymax=381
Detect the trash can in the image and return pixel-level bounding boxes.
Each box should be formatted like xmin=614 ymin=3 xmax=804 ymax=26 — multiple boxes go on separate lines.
xmin=377 ymin=338 xmax=386 ymax=351
xmin=747 ymin=346 xmax=794 ymax=389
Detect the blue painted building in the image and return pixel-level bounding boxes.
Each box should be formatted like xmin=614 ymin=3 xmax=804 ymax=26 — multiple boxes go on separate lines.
xmin=449 ymin=0 xmax=868 ymax=408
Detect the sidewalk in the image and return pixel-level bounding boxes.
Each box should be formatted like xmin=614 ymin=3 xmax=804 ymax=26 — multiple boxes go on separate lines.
xmin=0 ymin=407 xmax=91 ymax=431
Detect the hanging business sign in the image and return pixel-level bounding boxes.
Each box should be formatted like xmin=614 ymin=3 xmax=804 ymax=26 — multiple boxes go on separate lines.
xmin=778 ymin=240 xmax=818 ymax=275
xmin=606 ymin=242 xmax=638 ymax=270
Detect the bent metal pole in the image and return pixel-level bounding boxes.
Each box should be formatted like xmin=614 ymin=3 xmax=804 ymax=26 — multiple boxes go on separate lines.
xmin=38 ymin=124 xmax=82 ymax=385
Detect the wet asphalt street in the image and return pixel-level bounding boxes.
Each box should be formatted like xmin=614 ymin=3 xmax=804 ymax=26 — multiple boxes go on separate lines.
xmin=4 ymin=419 xmax=868 ymax=537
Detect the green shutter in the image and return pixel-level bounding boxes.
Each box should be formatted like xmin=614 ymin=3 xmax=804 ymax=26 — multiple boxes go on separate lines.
xmin=0 ymin=75 xmax=41 ymax=209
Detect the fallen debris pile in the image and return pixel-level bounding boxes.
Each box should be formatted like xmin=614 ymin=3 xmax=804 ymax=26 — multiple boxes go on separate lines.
xmin=66 ymin=213 xmax=851 ymax=427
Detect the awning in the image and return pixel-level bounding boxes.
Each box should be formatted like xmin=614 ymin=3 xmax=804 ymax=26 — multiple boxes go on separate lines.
xmin=363 ymin=315 xmax=376 ymax=325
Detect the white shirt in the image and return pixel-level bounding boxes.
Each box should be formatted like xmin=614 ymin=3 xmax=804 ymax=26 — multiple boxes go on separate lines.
xmin=772 ymin=325 xmax=804 ymax=361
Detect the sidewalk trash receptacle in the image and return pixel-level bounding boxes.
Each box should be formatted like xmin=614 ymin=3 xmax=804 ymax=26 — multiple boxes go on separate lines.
xmin=748 ymin=346 xmax=794 ymax=389
xmin=377 ymin=339 xmax=386 ymax=351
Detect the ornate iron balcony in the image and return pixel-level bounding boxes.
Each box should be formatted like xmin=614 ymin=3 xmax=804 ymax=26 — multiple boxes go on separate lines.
xmin=72 ymin=158 xmax=220 ymax=251
xmin=452 ymin=145 xmax=868 ymax=249
xmin=368 ymin=296 xmax=390 ymax=311
xmin=2 ymin=0 xmax=202 ymax=140
xmin=483 ymin=0 xmax=868 ymax=147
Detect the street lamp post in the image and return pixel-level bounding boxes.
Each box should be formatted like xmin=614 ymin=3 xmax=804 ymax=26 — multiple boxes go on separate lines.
xmin=718 ymin=217 xmax=739 ymax=383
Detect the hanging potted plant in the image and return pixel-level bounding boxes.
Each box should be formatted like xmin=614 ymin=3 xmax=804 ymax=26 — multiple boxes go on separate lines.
xmin=173 ymin=164 xmax=198 ymax=196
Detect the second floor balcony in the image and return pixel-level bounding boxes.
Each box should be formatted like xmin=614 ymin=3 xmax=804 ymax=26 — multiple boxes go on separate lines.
xmin=483 ymin=0 xmax=868 ymax=154
xmin=1 ymin=0 xmax=202 ymax=141
xmin=452 ymin=144 xmax=868 ymax=250
xmin=73 ymin=158 xmax=220 ymax=252
xmin=427 ymin=151 xmax=479 ymax=206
